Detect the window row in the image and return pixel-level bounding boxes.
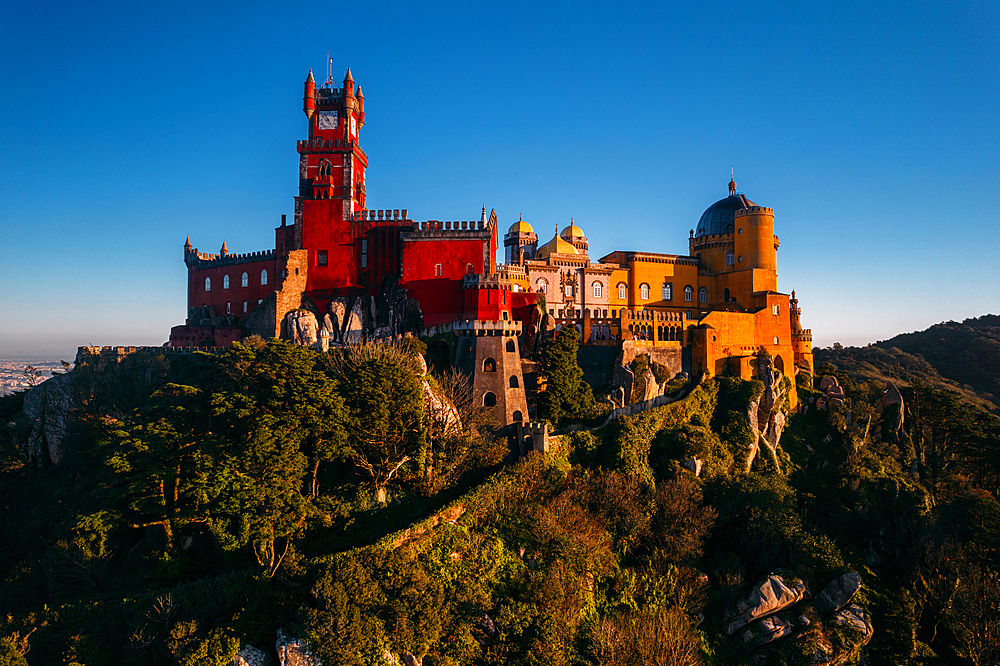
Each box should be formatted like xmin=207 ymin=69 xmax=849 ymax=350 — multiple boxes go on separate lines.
xmin=205 ymin=270 xmax=268 ymax=292
xmin=622 ymin=282 xmax=704 ymax=303
xmin=221 ymin=299 xmax=265 ymax=315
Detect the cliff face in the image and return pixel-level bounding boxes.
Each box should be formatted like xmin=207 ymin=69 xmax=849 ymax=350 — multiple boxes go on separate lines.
xmin=21 ymin=373 xmax=74 ymax=466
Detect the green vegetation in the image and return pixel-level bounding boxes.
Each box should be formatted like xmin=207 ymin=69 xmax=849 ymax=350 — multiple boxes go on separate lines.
xmin=2 ymin=318 xmax=1000 ymax=664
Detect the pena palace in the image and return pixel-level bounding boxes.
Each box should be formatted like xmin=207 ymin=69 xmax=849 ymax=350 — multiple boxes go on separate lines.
xmin=169 ymin=66 xmax=813 ymax=420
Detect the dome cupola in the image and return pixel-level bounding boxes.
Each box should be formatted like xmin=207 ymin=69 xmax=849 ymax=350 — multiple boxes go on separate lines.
xmin=695 ymin=180 xmax=757 ymax=237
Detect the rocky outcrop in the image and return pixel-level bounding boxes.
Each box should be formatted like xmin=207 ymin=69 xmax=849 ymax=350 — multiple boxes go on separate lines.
xmin=726 ymin=572 xmax=808 ymax=635
xmin=875 ymin=383 xmax=905 ymax=439
xmin=423 ymin=380 xmax=461 ymax=436
xmin=809 ymin=604 xmax=874 ymax=665
xmin=742 ymin=614 xmax=794 ymax=646
xmin=22 ymin=373 xmax=74 ymax=466
xmin=745 ymin=353 xmax=789 ymax=471
xmin=285 ymin=310 xmax=319 ymax=346
xmin=816 ymin=376 xmax=846 ymax=411
xmin=815 ymin=572 xmax=862 ymax=614
xmin=233 ymin=644 xmax=273 ymax=666
xmin=276 ymin=630 xmax=321 ymax=666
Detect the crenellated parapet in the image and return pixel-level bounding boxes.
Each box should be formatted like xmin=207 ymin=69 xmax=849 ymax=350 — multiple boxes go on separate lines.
xmin=352 ymin=209 xmax=410 ymax=222
xmin=449 ymin=319 xmax=523 ymax=336
xmin=184 ymin=247 xmax=275 ymax=269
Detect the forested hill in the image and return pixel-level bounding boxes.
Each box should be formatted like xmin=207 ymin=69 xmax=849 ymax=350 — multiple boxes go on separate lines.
xmin=814 ymin=314 xmax=1000 ymax=412
xmin=1 ymin=334 xmax=999 ymax=665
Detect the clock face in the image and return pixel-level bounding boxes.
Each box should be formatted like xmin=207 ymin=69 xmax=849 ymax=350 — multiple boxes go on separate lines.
xmin=317 ymin=111 xmax=338 ymax=130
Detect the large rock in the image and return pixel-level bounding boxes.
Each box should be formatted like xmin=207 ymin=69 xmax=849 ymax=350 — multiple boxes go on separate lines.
xmin=422 ymin=380 xmax=461 ymax=436
xmin=233 ymin=644 xmax=273 ymax=666
xmin=815 ymin=572 xmax=862 ymax=614
xmin=22 ymin=373 xmax=74 ymax=466
xmin=742 ymin=614 xmax=794 ymax=646
xmin=285 ymin=310 xmax=319 ymax=346
xmin=726 ymin=572 xmax=808 ymax=635
xmin=744 ymin=353 xmax=789 ymax=471
xmin=276 ymin=630 xmax=322 ymax=666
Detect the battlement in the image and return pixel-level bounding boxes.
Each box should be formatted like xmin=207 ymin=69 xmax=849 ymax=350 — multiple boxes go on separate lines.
xmin=296 ymin=138 xmax=367 ymax=162
xmin=463 ymin=274 xmax=515 ymax=291
xmin=451 ymin=319 xmax=523 ymax=336
xmin=734 ymin=206 xmax=774 ymax=217
xmin=415 ymin=219 xmax=484 ymax=231
xmin=187 ymin=248 xmax=275 ymax=268
xmin=75 ymin=345 xmax=221 ymax=366
xmin=352 ymin=209 xmax=410 ymax=222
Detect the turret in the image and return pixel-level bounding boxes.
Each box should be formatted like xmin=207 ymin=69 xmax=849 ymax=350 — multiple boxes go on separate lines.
xmin=356 ymin=86 xmax=365 ymax=127
xmin=343 ymin=68 xmax=356 ymax=114
xmin=303 ymin=69 xmax=315 ymax=119
xmin=220 ymin=241 xmax=229 ymax=257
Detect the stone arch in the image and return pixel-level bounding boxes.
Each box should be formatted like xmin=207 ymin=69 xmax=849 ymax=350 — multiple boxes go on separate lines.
xmin=509 ymin=375 xmax=519 ymax=388
xmin=506 ymin=339 xmax=516 ymax=353
xmin=483 ymin=358 xmax=496 ymax=372
xmin=512 ymin=410 xmax=523 ymax=422
xmin=774 ymin=354 xmax=785 ymax=375
xmin=483 ymin=392 xmax=497 ymax=407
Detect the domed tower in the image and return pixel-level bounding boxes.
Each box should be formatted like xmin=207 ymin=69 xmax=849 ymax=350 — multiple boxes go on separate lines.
xmin=690 ymin=178 xmax=778 ymax=298
xmin=504 ymin=216 xmax=538 ymax=263
xmin=560 ymin=220 xmax=588 ymax=255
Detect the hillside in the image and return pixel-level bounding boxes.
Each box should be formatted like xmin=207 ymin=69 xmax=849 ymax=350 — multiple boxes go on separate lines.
xmin=814 ymin=315 xmax=1000 ymax=413
xmin=1 ymin=337 xmax=998 ymax=665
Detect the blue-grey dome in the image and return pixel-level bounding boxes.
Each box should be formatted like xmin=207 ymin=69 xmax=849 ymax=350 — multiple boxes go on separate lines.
xmin=695 ymin=193 xmax=756 ymax=237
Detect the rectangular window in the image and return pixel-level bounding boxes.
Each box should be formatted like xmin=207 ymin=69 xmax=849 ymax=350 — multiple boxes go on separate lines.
xmin=242 ymin=301 xmax=247 ymax=313
xmin=434 ymin=263 xmax=443 ymax=277
xmin=361 ymin=253 xmax=368 ymax=268
xmin=226 ymin=302 xmax=231 ymax=314
xmin=772 ymin=304 xmax=780 ymax=315
xmin=603 ymin=309 xmax=608 ymax=317
xmin=317 ymin=250 xmax=328 ymax=266
xmin=662 ymin=282 xmax=673 ymax=300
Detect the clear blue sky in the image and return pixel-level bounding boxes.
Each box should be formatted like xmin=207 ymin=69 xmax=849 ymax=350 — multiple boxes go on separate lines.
xmin=2 ymin=0 xmax=998 ymax=359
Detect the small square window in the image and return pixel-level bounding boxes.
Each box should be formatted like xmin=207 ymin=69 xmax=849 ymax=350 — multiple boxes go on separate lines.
xmin=317 ymin=250 xmax=328 ymax=266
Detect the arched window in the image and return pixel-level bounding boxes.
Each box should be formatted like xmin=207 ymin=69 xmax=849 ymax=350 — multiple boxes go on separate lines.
xmin=506 ymin=339 xmax=516 ymax=353
xmin=223 ymin=275 xmax=230 ymax=289
xmin=640 ymin=283 xmax=650 ymax=300
xmin=726 ymin=250 xmax=735 ymax=265
xmin=466 ymin=263 xmax=474 ymax=275
xmin=509 ymin=375 xmax=519 ymax=388
xmin=241 ymin=272 xmax=248 ymax=287
xmin=662 ymin=282 xmax=672 ymax=300
xmin=618 ymin=283 xmax=627 ymax=300
xmin=204 ymin=277 xmax=211 ymax=291
xmin=318 ymin=159 xmax=332 ymax=176
xmin=261 ymin=270 xmax=268 ymax=286
xmin=483 ymin=358 xmax=496 ymax=372
xmin=684 ymin=285 xmax=693 ymax=302
xmin=724 ymin=288 xmax=731 ymax=302
xmin=699 ymin=287 xmax=708 ymax=303
xmin=536 ymin=278 xmax=547 ymax=294
xmin=483 ymin=392 xmax=497 ymax=407
xmin=512 ymin=410 xmax=523 ymax=422
xmin=593 ymin=281 xmax=602 ymax=298
xmin=727 ymin=224 xmax=734 ymax=235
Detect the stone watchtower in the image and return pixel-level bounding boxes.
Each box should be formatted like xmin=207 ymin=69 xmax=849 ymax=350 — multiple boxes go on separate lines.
xmin=789 ymin=290 xmax=814 ymax=375
xmin=504 ymin=216 xmax=538 ymax=264
xmin=453 ymin=275 xmax=529 ymax=426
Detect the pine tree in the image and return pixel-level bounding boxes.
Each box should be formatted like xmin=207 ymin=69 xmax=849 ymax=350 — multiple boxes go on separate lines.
xmin=537 ymin=327 xmax=593 ymax=425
